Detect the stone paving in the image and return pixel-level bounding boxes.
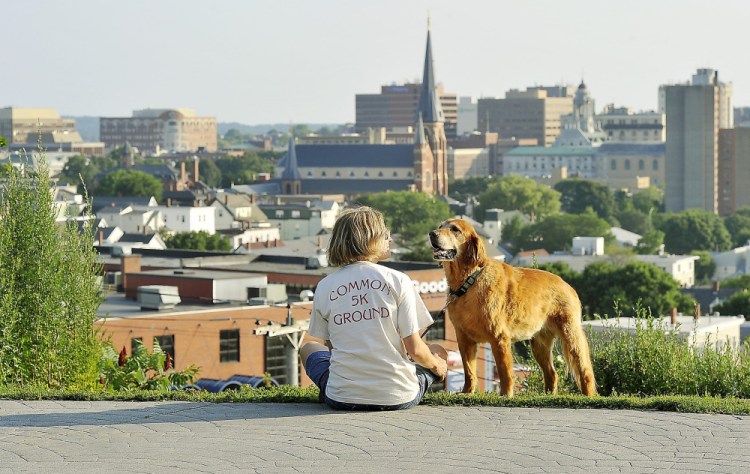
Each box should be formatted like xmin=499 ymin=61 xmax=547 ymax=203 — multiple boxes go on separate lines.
xmin=0 ymin=400 xmax=748 ymax=473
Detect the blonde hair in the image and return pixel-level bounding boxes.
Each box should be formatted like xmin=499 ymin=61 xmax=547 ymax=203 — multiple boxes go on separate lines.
xmin=328 ymin=206 xmax=388 ymax=267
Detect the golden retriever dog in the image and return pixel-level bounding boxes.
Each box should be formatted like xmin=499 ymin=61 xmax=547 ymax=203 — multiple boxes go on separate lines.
xmin=429 ymin=218 xmax=596 ymax=397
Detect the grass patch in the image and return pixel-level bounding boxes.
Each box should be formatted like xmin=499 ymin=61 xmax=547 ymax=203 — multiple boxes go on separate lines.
xmin=1 ymin=386 xmax=749 ymax=415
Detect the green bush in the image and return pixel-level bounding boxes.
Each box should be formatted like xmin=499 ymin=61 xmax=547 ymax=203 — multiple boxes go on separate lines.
xmin=520 ymin=311 xmax=750 ymax=398
xmin=0 ymin=152 xmax=103 ymax=389
xmin=98 ymin=339 xmax=199 ymax=391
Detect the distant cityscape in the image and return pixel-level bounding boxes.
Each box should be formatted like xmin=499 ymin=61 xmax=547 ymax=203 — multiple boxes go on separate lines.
xmin=2 ymin=26 xmax=749 ymax=390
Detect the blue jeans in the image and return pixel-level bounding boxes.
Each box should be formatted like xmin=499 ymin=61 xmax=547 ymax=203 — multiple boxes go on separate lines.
xmin=304 ymin=351 xmax=439 ymax=411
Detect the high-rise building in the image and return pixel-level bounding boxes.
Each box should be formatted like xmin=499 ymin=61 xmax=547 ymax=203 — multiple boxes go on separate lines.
xmin=457 ymin=96 xmax=478 ymax=135
xmin=0 ymin=107 xmax=104 ymax=156
xmin=718 ymin=128 xmax=750 ymax=216
xmin=664 ymin=82 xmax=720 ymax=213
xmin=100 ymin=109 xmax=217 ymax=155
xmin=659 ymin=68 xmax=732 ymax=128
xmin=477 ymin=88 xmax=574 ymax=147
xmin=355 ymin=83 xmax=458 ymax=139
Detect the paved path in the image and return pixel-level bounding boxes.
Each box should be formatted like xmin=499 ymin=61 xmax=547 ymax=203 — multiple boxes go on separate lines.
xmin=0 ymin=401 xmax=748 ymax=473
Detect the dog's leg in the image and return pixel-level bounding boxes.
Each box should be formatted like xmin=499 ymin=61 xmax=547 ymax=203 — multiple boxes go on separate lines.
xmin=530 ymin=333 xmax=558 ymax=394
xmin=489 ymin=333 xmax=514 ymax=397
xmin=456 ymin=330 xmax=478 ymax=393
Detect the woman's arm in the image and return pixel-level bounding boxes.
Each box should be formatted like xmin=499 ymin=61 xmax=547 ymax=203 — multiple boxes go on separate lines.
xmin=402 ymin=333 xmax=447 ymax=380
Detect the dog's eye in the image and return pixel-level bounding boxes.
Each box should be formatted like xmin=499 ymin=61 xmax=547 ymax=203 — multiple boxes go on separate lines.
xmin=450 ymin=225 xmax=460 ymax=232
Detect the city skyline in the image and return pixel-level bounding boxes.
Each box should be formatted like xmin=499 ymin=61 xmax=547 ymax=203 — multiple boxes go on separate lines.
xmin=5 ymin=0 xmax=750 ymax=125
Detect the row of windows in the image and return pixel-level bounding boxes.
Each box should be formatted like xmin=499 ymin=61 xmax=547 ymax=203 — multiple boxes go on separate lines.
xmin=610 ymin=159 xmax=659 ymax=171
xmin=304 ymin=170 xmax=413 ymax=178
xmin=130 ymin=330 xmax=241 ymax=365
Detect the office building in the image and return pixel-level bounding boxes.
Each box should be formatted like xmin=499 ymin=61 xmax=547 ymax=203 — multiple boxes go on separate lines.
xmin=100 ymin=108 xmax=217 ymax=155
xmin=718 ymin=128 xmax=750 ymax=215
xmin=596 ymin=105 xmax=665 ymax=143
xmin=356 ymin=83 xmax=458 ymax=139
xmin=0 ymin=107 xmax=104 ymax=156
xmin=477 ymin=88 xmax=573 ymax=147
xmin=664 ymin=79 xmax=721 ymax=213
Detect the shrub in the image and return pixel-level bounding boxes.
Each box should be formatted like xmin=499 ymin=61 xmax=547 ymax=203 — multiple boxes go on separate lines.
xmin=0 ymin=152 xmax=102 ymax=389
xmin=99 ymin=339 xmax=200 ymax=391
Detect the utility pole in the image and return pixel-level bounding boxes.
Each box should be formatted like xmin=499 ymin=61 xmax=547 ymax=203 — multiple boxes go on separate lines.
xmin=253 ymin=304 xmax=309 ymax=386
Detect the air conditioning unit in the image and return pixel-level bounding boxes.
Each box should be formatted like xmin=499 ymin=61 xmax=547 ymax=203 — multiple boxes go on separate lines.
xmin=137 ymin=285 xmax=181 ymax=310
xmin=105 ymin=271 xmax=123 ymax=286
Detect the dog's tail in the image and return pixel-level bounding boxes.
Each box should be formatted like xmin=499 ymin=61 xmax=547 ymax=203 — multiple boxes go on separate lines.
xmin=560 ymin=308 xmax=597 ymax=396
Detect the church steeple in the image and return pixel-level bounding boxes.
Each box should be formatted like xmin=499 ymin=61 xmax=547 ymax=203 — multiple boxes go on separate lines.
xmin=413 ymin=24 xmax=447 ymax=196
xmin=280 ymin=137 xmax=302 ymax=194
xmin=416 ymin=29 xmax=444 ymax=123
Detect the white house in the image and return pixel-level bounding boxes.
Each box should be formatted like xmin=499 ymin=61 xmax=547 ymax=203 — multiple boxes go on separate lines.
xmin=711 ymin=245 xmax=750 ymax=281
xmin=210 ymin=193 xmax=268 ymax=231
xmin=217 ymin=224 xmax=281 ymax=251
xmin=159 ymin=205 xmax=216 ymax=235
xmin=95 ymin=205 xmax=165 ymax=235
xmin=513 ymin=237 xmax=699 ymax=287
xmin=258 ymin=201 xmax=339 ymax=240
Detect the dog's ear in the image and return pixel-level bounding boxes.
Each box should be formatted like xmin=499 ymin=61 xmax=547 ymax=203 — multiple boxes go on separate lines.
xmin=466 ymin=231 xmax=486 ymax=267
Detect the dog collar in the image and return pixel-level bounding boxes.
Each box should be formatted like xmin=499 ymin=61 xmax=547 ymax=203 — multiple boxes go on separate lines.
xmin=421 ymin=267 xmax=483 ymax=339
xmin=449 ymin=267 xmax=483 ymax=298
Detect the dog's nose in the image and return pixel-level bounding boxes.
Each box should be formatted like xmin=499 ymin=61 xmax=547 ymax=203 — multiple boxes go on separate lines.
xmin=429 ymin=230 xmax=438 ymax=239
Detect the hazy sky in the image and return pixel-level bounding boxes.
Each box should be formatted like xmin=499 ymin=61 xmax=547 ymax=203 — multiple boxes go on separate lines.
xmin=5 ymin=0 xmax=750 ymax=125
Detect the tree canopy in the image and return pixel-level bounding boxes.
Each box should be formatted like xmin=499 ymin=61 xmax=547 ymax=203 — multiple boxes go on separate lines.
xmin=448 ymin=176 xmax=496 ymax=202
xmin=356 ymin=191 xmax=452 ymax=242
xmin=198 ymin=158 xmax=222 ymax=188
xmin=724 ymin=208 xmax=750 ymax=248
xmin=516 ymin=212 xmax=612 ymax=253
xmin=58 ymin=155 xmax=118 ymax=194
xmin=655 ymin=210 xmax=732 ymax=254
xmin=95 ymin=169 xmax=163 ymax=202
xmin=474 ymin=175 xmax=560 ymax=222
xmin=541 ymin=261 xmax=695 ymax=318
xmin=215 ymin=153 xmax=275 ymax=187
xmin=713 ymin=291 xmax=750 ymax=320
xmin=554 ymin=179 xmax=616 ymax=221
xmin=164 ymin=231 xmax=232 ymax=251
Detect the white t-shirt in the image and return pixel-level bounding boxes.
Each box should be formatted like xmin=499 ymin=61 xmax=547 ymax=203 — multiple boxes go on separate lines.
xmin=308 ymin=261 xmax=433 ymax=405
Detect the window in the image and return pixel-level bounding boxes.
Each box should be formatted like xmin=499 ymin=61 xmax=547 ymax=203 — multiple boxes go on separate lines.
xmin=130 ymin=337 xmax=143 ymax=355
xmin=426 ymin=311 xmax=446 ymax=341
xmin=220 ymin=329 xmax=240 ymax=362
xmin=154 ymin=335 xmax=175 ymax=365
xmin=638 ymin=159 xmax=645 ymax=171
xmin=610 ymin=160 xmax=617 ymax=171
xmin=321 ymin=171 xmax=326 ymax=177
xmin=624 ymin=159 xmax=631 ymax=171
xmin=291 ymin=210 xmax=300 ymax=218
xmin=653 ymin=160 xmax=659 ymax=171
xmin=275 ymin=210 xmax=284 ymax=218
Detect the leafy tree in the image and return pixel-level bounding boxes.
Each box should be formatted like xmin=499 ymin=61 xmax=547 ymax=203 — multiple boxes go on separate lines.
xmin=553 ymin=179 xmax=616 ymax=220
xmin=474 ymin=175 xmax=560 ymax=222
xmin=164 ymin=231 xmax=232 ymax=251
xmin=655 ymin=210 xmax=732 ymax=254
xmin=95 ymin=169 xmax=163 ymax=202
xmin=448 ymin=176 xmax=496 ymax=202
xmin=724 ymin=209 xmax=750 ymax=247
xmin=0 ymin=152 xmax=103 ymax=388
xmin=576 ymin=261 xmax=694 ymax=318
xmin=399 ymin=240 xmax=435 ymax=262
xmin=690 ymin=251 xmax=716 ymax=285
xmin=614 ymin=209 xmax=651 ymax=235
xmin=632 ymin=186 xmax=664 ymax=214
xmin=58 ymin=155 xmax=118 ymax=194
xmin=517 ymin=212 xmax=611 ymax=253
xmin=357 ymin=191 xmax=452 ymax=242
xmin=0 ymin=134 xmax=7 ymax=147
xmin=713 ymin=291 xmax=750 ymax=320
xmin=535 ymin=262 xmax=580 ymax=287
xmin=500 ymin=214 xmax=527 ymax=247
xmin=719 ymin=274 xmax=750 ymax=289
xmin=635 ymin=228 xmax=665 ymax=255
xmin=215 ymin=153 xmax=275 ymax=187
xmin=198 ymin=158 xmax=222 ymax=188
